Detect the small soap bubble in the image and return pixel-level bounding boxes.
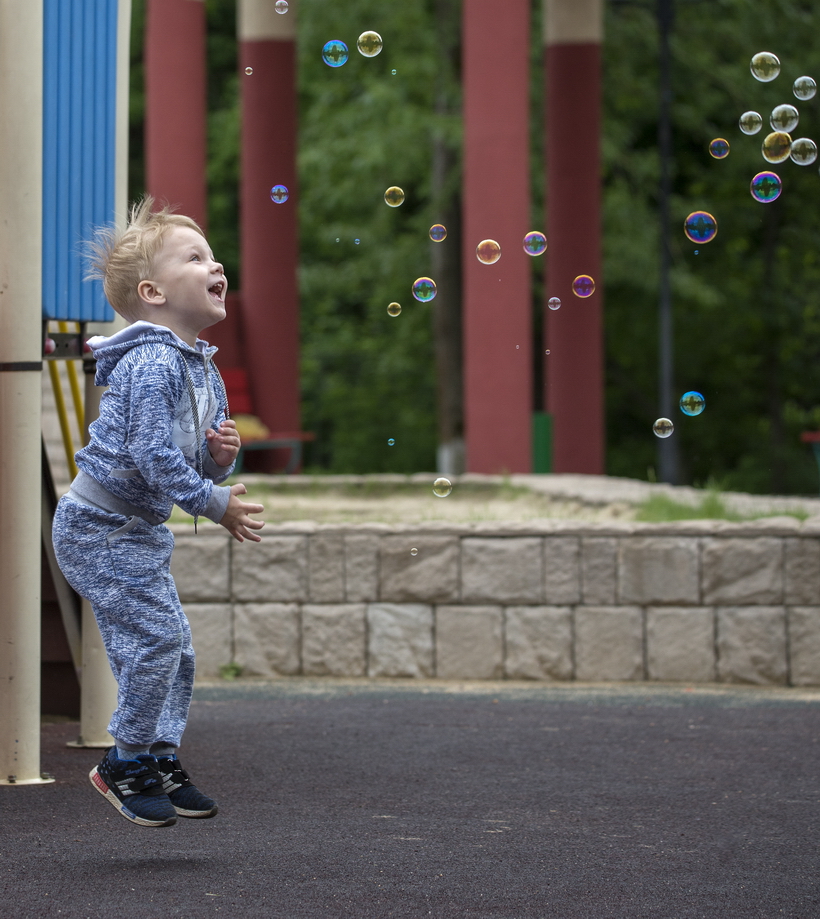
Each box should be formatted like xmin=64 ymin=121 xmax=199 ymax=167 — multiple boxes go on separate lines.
xmin=761 ymin=131 xmax=792 ymax=164
xmin=790 ymin=137 xmax=818 ymax=165
xmin=683 ymin=211 xmax=717 ymax=244
xmin=392 ymin=69 xmax=397 ymax=75
xmin=357 ymin=31 xmax=383 ymax=57
xmin=572 ymin=275 xmax=596 ymax=298
xmin=244 ymin=66 xmax=253 ymax=75
xmin=750 ymin=51 xmax=780 ymax=82
xmin=275 ymin=0 xmax=288 ymax=12
xmin=270 ymin=184 xmax=288 ymax=204
xmin=410 ymin=547 xmax=418 ymax=556
xmin=680 ymin=391 xmax=706 ymax=416
xmin=433 ymin=476 xmax=453 ymax=498
xmin=750 ymin=171 xmax=782 ymax=203
xmin=545 ymin=349 xmax=551 ymax=355
xmin=476 ymin=239 xmax=501 ymax=264
xmin=335 ymin=238 xmax=340 ymax=243
xmin=429 ymin=224 xmax=447 ymax=242
xmin=322 ymin=40 xmax=349 ymax=68
xmin=739 ymin=111 xmax=763 ymax=135
xmin=388 ymin=438 xmax=395 ymax=446
xmin=770 ymin=104 xmax=799 ymax=133
xmin=412 ymin=277 xmax=437 ymax=302
xmin=384 ymin=186 xmax=405 ymax=207
xmin=653 ymin=417 xmax=674 ymax=438
xmin=794 ymin=76 xmax=817 ymax=101
xmin=709 ymin=138 xmax=730 ymax=159
xmin=547 ymin=297 xmax=561 ymax=310
xmin=523 ymin=231 xmax=547 ymax=256
xmin=354 ymin=238 xmax=361 ymax=245
xmin=387 ymin=302 xmax=401 ymax=317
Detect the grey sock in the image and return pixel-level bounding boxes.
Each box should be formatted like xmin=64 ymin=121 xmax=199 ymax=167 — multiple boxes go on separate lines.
xmin=115 ymin=741 xmax=151 ymax=761
xmin=149 ymin=742 xmax=177 ymax=759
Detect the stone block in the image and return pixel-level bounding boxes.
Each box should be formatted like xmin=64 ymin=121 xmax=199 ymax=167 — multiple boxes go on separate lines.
xmin=543 ymin=538 xmax=581 ymax=605
xmin=504 ymin=606 xmax=572 ymax=680
xmin=619 ymin=537 xmax=699 ymax=605
xmin=435 ymin=605 xmax=503 ymax=679
xmin=581 ymin=538 xmax=617 ymax=605
xmin=379 ymin=536 xmax=459 ymax=603
xmin=701 ymin=538 xmax=783 ymax=605
xmin=183 ymin=603 xmax=232 ymax=680
xmin=302 ymin=604 xmax=367 ymax=676
xmin=788 ymin=607 xmax=820 ymax=686
xmin=308 ymin=533 xmax=345 ymax=602
xmin=233 ymin=603 xmax=301 ymax=678
xmin=646 ymin=606 xmax=715 ymax=682
xmin=716 ymin=606 xmax=787 ymax=685
xmin=367 ymin=603 xmax=433 ymax=678
xmin=575 ymin=606 xmax=643 ymax=681
xmin=784 ymin=538 xmax=820 ymax=605
xmin=461 ymin=538 xmax=543 ymax=604
xmin=232 ymin=535 xmax=308 ymax=602
xmin=345 ymin=534 xmax=379 ymax=602
xmin=172 ymin=535 xmax=230 ymax=602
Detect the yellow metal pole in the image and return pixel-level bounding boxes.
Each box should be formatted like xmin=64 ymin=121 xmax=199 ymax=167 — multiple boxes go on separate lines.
xmin=58 ymin=321 xmax=85 ymax=433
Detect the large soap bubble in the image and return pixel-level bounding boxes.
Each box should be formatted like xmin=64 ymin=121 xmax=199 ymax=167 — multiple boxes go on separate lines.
xmin=709 ymin=138 xmax=730 ymax=159
xmin=433 ymin=477 xmax=453 ymax=498
xmin=412 ymin=278 xmax=437 ymax=302
xmin=653 ymin=418 xmax=674 ymax=438
xmin=770 ymin=104 xmax=799 ymax=133
xmin=547 ymin=297 xmax=561 ymax=310
xmin=739 ymin=111 xmax=763 ymax=135
xmin=683 ymin=211 xmax=717 ymax=244
xmin=322 ymin=40 xmax=349 ymax=68
xmin=680 ymin=391 xmax=705 ymax=416
xmin=750 ymin=51 xmax=780 ymax=82
xmin=761 ymin=131 xmax=792 ymax=164
xmin=387 ymin=302 xmax=401 ymax=317
xmin=750 ymin=171 xmax=782 ymax=203
xmin=429 ymin=224 xmax=447 ymax=242
xmin=572 ymin=275 xmax=595 ymax=298
xmin=793 ymin=76 xmax=817 ymax=100
xmin=523 ymin=232 xmax=547 ymax=256
xmin=476 ymin=239 xmax=501 ymax=264
xmin=270 ymin=184 xmax=288 ymax=203
xmin=384 ymin=186 xmax=405 ymax=207
xmin=790 ymin=137 xmax=818 ymax=165
xmin=357 ymin=31 xmax=383 ymax=57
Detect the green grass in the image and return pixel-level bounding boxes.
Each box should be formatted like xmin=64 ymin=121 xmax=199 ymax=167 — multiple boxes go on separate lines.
xmin=635 ymin=490 xmax=808 ymax=523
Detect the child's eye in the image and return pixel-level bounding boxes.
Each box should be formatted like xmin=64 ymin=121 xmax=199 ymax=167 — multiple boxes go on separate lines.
xmin=190 ymin=254 xmax=200 ymax=261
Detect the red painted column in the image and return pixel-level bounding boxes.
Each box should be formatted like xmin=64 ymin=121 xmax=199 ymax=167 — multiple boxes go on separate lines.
xmin=544 ymin=0 xmax=604 ymax=473
xmin=238 ymin=0 xmax=300 ymax=442
xmin=144 ymin=0 xmax=207 ymax=229
xmin=462 ymin=0 xmax=532 ymax=474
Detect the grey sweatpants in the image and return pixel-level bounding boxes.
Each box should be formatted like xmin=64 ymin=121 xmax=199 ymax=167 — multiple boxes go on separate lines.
xmin=52 ymin=496 xmax=195 ymax=747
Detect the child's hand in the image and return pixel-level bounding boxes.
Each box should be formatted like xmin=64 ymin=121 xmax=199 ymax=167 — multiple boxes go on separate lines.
xmin=220 ymin=483 xmax=265 ymax=542
xmin=206 ymin=419 xmax=240 ymax=467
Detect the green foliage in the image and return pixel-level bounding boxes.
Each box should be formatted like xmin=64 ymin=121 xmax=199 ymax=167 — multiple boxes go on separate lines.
xmin=635 ymin=489 xmax=808 ymax=523
xmin=219 ymin=661 xmax=243 ymax=681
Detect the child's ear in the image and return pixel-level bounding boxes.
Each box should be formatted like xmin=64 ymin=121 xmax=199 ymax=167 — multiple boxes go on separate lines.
xmin=137 ymin=279 xmax=166 ymax=307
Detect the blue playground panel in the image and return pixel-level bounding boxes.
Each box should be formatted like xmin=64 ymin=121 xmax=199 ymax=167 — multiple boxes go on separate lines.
xmin=42 ymin=0 xmax=118 ymax=322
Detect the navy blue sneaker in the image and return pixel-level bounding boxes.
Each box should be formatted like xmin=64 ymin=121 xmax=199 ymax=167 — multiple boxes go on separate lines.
xmin=89 ymin=748 xmax=177 ymax=828
xmin=156 ymin=756 xmax=218 ymax=819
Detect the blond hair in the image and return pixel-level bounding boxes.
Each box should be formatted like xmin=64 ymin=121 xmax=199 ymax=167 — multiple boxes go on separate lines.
xmin=85 ymin=196 xmax=205 ymax=321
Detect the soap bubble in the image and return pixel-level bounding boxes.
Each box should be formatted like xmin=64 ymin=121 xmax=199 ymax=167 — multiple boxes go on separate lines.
xmin=275 ymin=0 xmax=288 ymax=11
xmin=387 ymin=302 xmax=401 ymax=317
xmin=548 ymin=297 xmax=561 ymax=310
xmin=270 ymin=184 xmax=288 ymax=203
xmin=476 ymin=239 xmax=501 ymax=264
xmin=770 ymin=104 xmax=799 ymax=133
xmin=739 ymin=111 xmax=763 ymax=135
xmin=244 ymin=66 xmax=253 ymax=75
xmin=354 ymin=238 xmax=361 ymax=245
xmin=322 ymin=40 xmax=348 ymax=68
xmin=392 ymin=69 xmax=397 ymax=75
xmin=794 ymin=76 xmax=817 ymax=101
xmin=761 ymin=131 xmax=792 ymax=164
xmin=412 ymin=277 xmax=437 ymax=302
xmin=357 ymin=31 xmax=383 ymax=57
xmin=523 ymin=231 xmax=547 ymax=256
xmin=572 ymin=275 xmax=596 ymax=298
xmin=750 ymin=171 xmax=782 ymax=203
xmin=410 ymin=547 xmax=418 ymax=556
xmin=433 ymin=476 xmax=453 ymax=497
xmin=384 ymin=186 xmax=405 ymax=207
xmin=388 ymin=438 xmax=395 ymax=446
xmin=680 ymin=391 xmax=705 ymax=416
xmin=709 ymin=138 xmax=730 ymax=159
xmin=429 ymin=224 xmax=447 ymax=242
xmin=790 ymin=137 xmax=818 ymax=165
xmin=683 ymin=211 xmax=717 ymax=244
xmin=545 ymin=349 xmax=551 ymax=355
xmin=750 ymin=51 xmax=780 ymax=82
xmin=653 ymin=418 xmax=674 ymax=438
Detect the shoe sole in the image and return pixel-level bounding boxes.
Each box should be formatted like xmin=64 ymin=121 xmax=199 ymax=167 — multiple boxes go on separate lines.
xmin=89 ymin=767 xmax=177 ymax=828
xmin=173 ymin=803 xmax=219 ymax=819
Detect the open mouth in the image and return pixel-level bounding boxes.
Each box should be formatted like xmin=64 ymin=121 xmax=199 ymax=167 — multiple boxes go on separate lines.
xmin=208 ymin=280 xmax=226 ymax=302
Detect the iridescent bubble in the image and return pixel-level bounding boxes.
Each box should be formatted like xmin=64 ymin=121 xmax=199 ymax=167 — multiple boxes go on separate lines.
xmin=770 ymin=104 xmax=799 ymax=133
xmin=275 ymin=0 xmax=288 ymax=11
xmin=739 ymin=111 xmax=763 ymax=135
xmin=709 ymin=138 xmax=730 ymax=159
xmin=572 ymin=275 xmax=596 ymax=298
xmin=683 ymin=211 xmax=717 ymax=244
xmin=433 ymin=476 xmax=452 ymax=498
xmin=354 ymin=238 xmax=361 ymax=245
xmin=384 ymin=186 xmax=405 ymax=207
xmin=547 ymin=297 xmax=561 ymax=310
xmin=410 ymin=547 xmax=418 ymax=556
xmin=545 ymin=349 xmax=551 ymax=355
xmin=794 ymin=76 xmax=817 ymax=101
xmin=412 ymin=277 xmax=437 ymax=302
xmin=653 ymin=417 xmax=674 ymax=438
xmin=322 ymin=40 xmax=349 ymax=68
xmin=387 ymin=302 xmax=401 ymax=317
xmin=476 ymin=239 xmax=501 ymax=265
xmin=680 ymin=391 xmax=705 ymax=416
xmin=388 ymin=438 xmax=395 ymax=446
xmin=392 ymin=69 xmax=397 ymax=75
xmin=429 ymin=224 xmax=447 ymax=242
xmin=790 ymin=137 xmax=818 ymax=165
xmin=244 ymin=66 xmax=253 ymax=75
xmin=523 ymin=231 xmax=547 ymax=256
xmin=761 ymin=131 xmax=792 ymax=164
xmin=750 ymin=51 xmax=780 ymax=83
xmin=270 ymin=184 xmax=288 ymax=204
xmin=357 ymin=31 xmax=383 ymax=57
xmin=750 ymin=171 xmax=782 ymax=203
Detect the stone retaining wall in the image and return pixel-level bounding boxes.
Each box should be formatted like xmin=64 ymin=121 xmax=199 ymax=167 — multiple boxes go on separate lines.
xmin=170 ymin=517 xmax=820 ymax=686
